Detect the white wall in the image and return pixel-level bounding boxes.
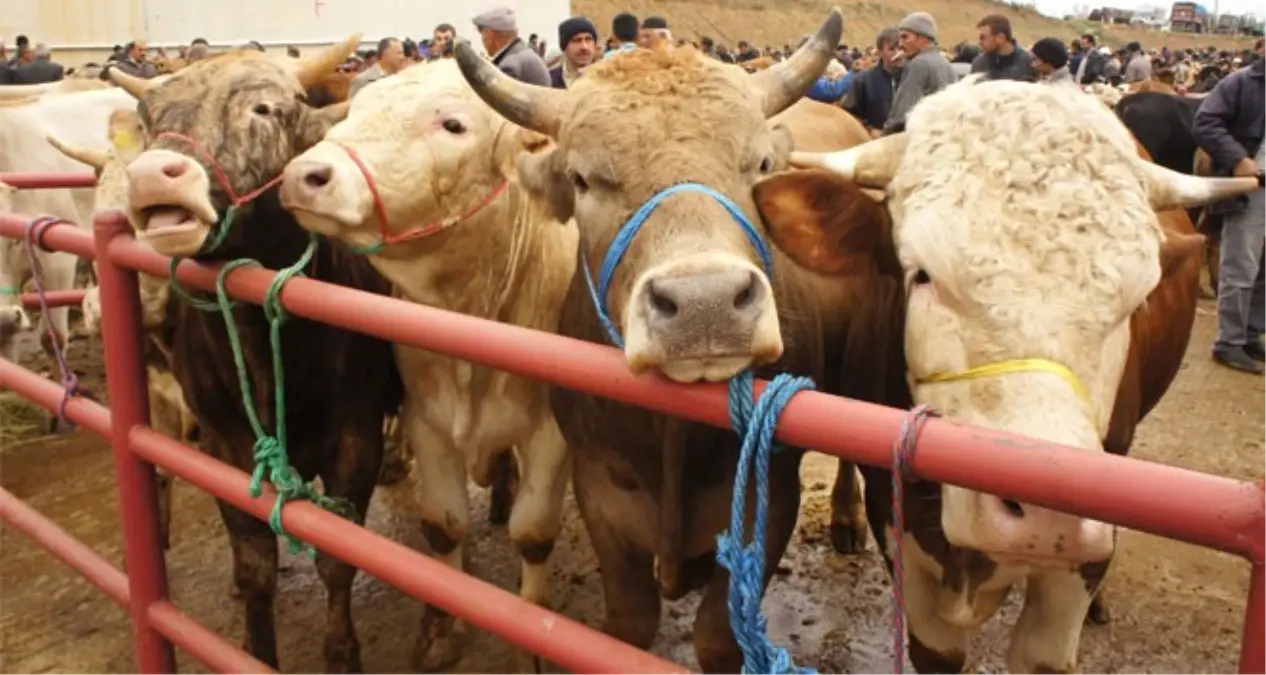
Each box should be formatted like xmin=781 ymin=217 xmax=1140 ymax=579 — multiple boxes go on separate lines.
xmin=7 ymin=0 xmax=571 ymax=52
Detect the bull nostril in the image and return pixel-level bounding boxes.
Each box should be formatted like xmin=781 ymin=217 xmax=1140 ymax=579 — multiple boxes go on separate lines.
xmin=646 ymin=281 xmax=679 ymax=319
xmin=161 ymin=161 xmax=189 ymax=179
xmin=303 ymin=165 xmax=334 ymax=190
xmin=733 ymin=271 xmax=759 ymax=310
xmin=1001 ymin=499 xmax=1025 ymax=518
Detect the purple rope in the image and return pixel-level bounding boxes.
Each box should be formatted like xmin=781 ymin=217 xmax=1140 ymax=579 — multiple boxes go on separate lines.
xmin=23 ymin=216 xmax=80 ymax=425
xmin=889 ymin=404 xmax=937 ymax=674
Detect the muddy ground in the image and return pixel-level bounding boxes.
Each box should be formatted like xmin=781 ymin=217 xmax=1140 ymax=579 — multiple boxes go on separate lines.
xmin=2 ymin=299 xmax=1262 ymax=674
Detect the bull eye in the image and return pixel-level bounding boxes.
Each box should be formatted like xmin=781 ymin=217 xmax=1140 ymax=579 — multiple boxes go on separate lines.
xmin=913 ymin=269 xmax=931 ymax=285
xmin=252 ymin=103 xmax=272 ymax=116
xmin=569 ymin=171 xmax=589 ymax=194
xmin=442 ymin=119 xmax=467 ymax=134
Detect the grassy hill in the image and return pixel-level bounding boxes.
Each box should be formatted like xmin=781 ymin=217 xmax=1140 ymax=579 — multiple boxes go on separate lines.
xmin=572 ymin=0 xmax=1255 ymax=52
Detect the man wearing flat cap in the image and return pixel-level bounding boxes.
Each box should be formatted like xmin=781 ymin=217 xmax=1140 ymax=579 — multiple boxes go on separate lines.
xmin=472 ymin=6 xmax=551 ymax=87
xmin=550 ymin=17 xmax=598 ymax=89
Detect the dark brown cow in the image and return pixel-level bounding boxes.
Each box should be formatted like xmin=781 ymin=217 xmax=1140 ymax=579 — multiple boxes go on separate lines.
xmin=108 ymin=36 xmax=402 ymax=671
xmin=454 ymin=11 xmax=854 ymax=673
xmin=754 ymin=77 xmax=1257 ymax=672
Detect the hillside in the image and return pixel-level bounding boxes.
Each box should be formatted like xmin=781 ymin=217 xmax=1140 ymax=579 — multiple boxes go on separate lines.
xmin=572 ymin=0 xmax=1255 ymax=52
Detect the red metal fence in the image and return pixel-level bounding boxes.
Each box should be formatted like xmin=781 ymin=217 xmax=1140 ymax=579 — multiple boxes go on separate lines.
xmin=0 ymin=173 xmax=1263 ymax=674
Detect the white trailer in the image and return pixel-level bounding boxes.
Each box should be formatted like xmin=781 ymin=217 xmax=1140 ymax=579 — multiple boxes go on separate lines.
xmin=7 ymin=0 xmax=572 ymax=67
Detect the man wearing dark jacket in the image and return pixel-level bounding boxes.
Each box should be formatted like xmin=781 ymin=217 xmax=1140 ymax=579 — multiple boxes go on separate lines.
xmin=970 ymin=15 xmax=1034 ymax=81
xmin=1192 ymin=39 xmax=1266 ymax=373
xmin=843 ymin=27 xmax=902 ymax=137
xmin=549 ymin=17 xmax=598 ymax=89
xmin=10 ymin=43 xmax=64 ymax=84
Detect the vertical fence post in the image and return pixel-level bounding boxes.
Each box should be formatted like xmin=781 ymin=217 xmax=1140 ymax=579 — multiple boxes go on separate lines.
xmin=93 ymin=210 xmax=176 ymax=674
xmin=1241 ymin=563 xmax=1265 ymax=674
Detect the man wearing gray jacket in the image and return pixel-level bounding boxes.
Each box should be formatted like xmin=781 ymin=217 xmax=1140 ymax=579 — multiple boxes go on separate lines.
xmin=473 ymin=6 xmax=551 ymax=87
xmin=883 ymin=12 xmax=956 ymax=135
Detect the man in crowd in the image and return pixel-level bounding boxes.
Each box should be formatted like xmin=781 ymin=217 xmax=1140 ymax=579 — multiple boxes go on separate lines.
xmin=112 ymin=40 xmax=160 ymax=78
xmin=1031 ymin=37 xmax=1077 ymax=88
xmin=473 ymin=6 xmax=551 ymax=86
xmin=843 ymin=27 xmax=903 ymax=137
xmin=1191 ymin=38 xmax=1266 ymax=374
xmin=9 ymin=43 xmax=64 ymax=84
xmin=971 ymin=14 xmax=1034 ymax=81
xmin=1123 ymin=41 xmax=1152 ymax=83
xmin=884 ymin=12 xmax=955 ymax=135
xmin=605 ymin=13 xmax=639 ymax=59
xmin=550 ymin=17 xmax=598 ymax=89
xmin=1076 ymin=33 xmax=1105 ymax=84
xmin=349 ymin=37 xmax=408 ymax=99
xmin=639 ymin=16 xmax=671 ymax=49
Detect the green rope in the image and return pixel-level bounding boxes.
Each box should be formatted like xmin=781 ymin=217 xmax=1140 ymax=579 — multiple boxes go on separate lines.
xmin=169 ymin=228 xmax=356 ymax=556
xmin=0 ymin=287 xmax=18 ymax=295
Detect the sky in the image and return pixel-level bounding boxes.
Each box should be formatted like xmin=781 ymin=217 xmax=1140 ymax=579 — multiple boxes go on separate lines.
xmin=1029 ymin=0 xmax=1264 ymax=20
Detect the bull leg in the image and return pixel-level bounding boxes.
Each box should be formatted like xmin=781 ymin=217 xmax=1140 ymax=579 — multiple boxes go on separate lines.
xmin=155 ymin=470 xmax=174 ymax=551
xmin=828 ymin=460 xmax=868 ymax=554
xmin=573 ymin=451 xmax=661 ymax=651
xmin=406 ymin=403 xmax=470 ymax=672
xmin=313 ymin=425 xmax=382 ymax=673
xmin=895 ymin=533 xmax=971 ymax=674
xmin=693 ymin=462 xmax=801 ymax=674
xmin=377 ymin=414 xmax=410 ymax=486
xmin=506 ymin=418 xmax=569 ymax=673
xmin=216 ymin=498 xmax=280 ymax=668
xmin=1005 ymin=569 xmax=1099 ymax=674
xmin=487 ymin=448 xmax=520 ymax=526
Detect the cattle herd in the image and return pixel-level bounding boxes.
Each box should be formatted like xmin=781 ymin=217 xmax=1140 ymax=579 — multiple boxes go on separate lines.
xmin=0 ymin=9 xmax=1261 ymax=675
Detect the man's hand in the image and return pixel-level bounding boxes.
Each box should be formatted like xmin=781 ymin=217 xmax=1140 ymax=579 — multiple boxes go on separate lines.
xmin=1233 ymin=157 xmax=1258 ymax=177
xmin=869 ymin=128 xmax=884 ymax=139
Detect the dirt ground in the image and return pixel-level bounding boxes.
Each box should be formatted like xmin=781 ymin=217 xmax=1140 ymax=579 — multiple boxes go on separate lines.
xmin=1 ymin=297 xmax=1263 ymax=674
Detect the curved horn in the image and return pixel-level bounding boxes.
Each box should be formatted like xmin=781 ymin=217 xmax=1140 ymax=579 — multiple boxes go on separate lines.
xmin=294 ymin=33 xmax=362 ymax=89
xmin=453 ymin=39 xmax=564 ymax=138
xmin=790 ymin=133 xmax=908 ymax=189
xmin=45 ymin=135 xmax=109 ymax=171
xmin=107 ymin=66 xmax=155 ymax=99
xmin=1141 ymin=162 xmax=1263 ymax=211
xmin=749 ymin=8 xmax=844 ymax=118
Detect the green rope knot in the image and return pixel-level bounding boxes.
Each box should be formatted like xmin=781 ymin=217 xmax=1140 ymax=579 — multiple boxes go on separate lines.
xmin=166 ymin=231 xmax=353 ymax=557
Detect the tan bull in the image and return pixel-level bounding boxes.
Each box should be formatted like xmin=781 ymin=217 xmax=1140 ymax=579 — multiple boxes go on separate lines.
xmin=277 ymin=59 xmax=577 ymax=671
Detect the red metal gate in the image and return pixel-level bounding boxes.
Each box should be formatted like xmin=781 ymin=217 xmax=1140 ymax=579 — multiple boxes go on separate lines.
xmin=1 ymin=173 xmax=1263 ymax=674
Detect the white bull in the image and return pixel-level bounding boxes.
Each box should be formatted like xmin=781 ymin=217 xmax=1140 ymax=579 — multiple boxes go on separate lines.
xmin=0 ymin=87 xmax=137 ymax=361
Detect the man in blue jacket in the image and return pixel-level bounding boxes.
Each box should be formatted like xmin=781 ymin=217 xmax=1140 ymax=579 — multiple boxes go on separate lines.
xmin=1192 ymin=38 xmax=1266 ymax=374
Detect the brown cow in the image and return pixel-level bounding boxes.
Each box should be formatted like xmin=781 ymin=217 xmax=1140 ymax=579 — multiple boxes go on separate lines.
xmin=107 ymin=36 xmax=403 ymax=671
xmin=754 ymin=77 xmax=1257 ymax=672
xmin=454 ymin=11 xmax=857 ymax=672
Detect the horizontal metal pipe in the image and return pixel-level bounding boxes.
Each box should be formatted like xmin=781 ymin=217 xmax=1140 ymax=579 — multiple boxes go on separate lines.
xmin=0 ymin=173 xmax=97 ymax=190
xmin=0 ymin=484 xmax=276 ymax=674
xmin=0 ymin=486 xmax=129 ymax=606
xmin=0 ymin=213 xmax=97 ymax=260
xmin=148 ymin=601 xmax=277 ymax=674
xmin=0 ymin=358 xmax=112 ymax=438
xmin=21 ymin=289 xmax=87 ymax=310
xmin=125 ymin=425 xmax=689 ymax=674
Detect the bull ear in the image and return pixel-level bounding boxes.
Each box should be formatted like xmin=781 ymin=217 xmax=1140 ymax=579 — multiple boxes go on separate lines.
xmin=768 ymin=124 xmax=795 ymax=172
xmin=752 ymin=168 xmax=891 ymax=276
xmin=515 ymin=146 xmax=574 ymax=224
xmin=296 ymin=100 xmax=351 ymax=151
xmin=1159 ymin=231 xmax=1204 ymax=280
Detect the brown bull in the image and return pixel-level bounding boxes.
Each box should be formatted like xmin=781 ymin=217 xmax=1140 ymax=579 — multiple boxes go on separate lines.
xmin=107 ymin=36 xmax=402 ymax=671
xmin=455 ymin=10 xmax=855 ymax=672
xmin=755 ymin=77 xmax=1257 ymax=672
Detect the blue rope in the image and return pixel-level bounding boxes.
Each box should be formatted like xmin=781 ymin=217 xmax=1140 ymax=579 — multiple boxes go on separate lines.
xmin=721 ymin=371 xmax=818 ymax=675
xmin=581 ymin=182 xmax=776 ymax=348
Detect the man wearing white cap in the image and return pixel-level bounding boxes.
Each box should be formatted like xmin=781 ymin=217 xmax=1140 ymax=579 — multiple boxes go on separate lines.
xmin=472 ymin=6 xmax=551 ymax=87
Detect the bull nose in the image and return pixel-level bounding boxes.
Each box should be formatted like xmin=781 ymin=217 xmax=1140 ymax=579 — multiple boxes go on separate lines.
xmin=162 ymin=161 xmax=189 ymax=179
xmin=641 ymin=269 xmax=765 ymax=343
xmin=302 ymin=163 xmax=333 ymax=189
xmin=282 ymin=160 xmax=337 ymax=207
xmin=977 ymin=494 xmax=1114 ymax=563
xmin=126 ymin=150 xmax=201 ymax=200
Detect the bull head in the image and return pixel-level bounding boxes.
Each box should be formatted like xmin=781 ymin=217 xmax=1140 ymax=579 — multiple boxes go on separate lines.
xmin=453 ymin=7 xmax=845 ymax=137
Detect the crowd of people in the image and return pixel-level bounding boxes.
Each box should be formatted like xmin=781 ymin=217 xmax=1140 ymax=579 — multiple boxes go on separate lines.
xmin=2 ymin=8 xmax=1262 ymax=372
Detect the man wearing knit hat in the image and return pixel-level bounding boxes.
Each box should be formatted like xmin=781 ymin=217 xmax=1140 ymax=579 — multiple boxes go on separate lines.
xmin=883 ymin=11 xmax=956 ymax=135
xmin=1031 ymin=37 xmax=1077 ymax=88
xmin=550 ymin=17 xmax=598 ymax=89
xmin=472 ymin=6 xmax=551 ymax=86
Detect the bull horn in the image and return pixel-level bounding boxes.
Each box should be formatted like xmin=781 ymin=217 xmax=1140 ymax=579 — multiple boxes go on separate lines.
xmin=1141 ymin=161 xmax=1263 ymax=211
xmin=46 ymin=135 xmax=108 ymax=171
xmin=294 ymin=33 xmax=362 ymax=89
xmin=453 ymin=39 xmax=563 ymax=138
xmin=107 ymin=66 xmax=154 ymax=99
xmin=749 ymin=8 xmax=844 ymax=118
xmin=790 ymin=133 xmax=908 ymax=189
